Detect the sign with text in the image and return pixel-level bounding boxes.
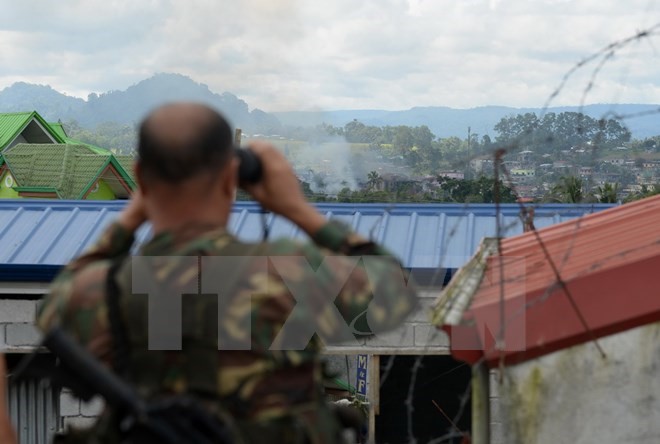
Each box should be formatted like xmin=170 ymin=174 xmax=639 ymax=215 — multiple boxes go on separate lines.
xmin=356 ymin=354 xmax=368 ymax=398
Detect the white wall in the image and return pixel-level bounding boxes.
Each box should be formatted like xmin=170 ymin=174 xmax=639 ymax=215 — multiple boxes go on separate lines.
xmin=490 ymin=322 xmax=660 ymax=444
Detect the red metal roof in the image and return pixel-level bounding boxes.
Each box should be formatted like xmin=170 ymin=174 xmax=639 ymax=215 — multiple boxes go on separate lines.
xmin=434 ymin=194 xmax=660 ymax=367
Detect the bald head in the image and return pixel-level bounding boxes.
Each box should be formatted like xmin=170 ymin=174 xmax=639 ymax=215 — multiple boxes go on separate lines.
xmin=137 ymin=103 xmax=233 ymax=184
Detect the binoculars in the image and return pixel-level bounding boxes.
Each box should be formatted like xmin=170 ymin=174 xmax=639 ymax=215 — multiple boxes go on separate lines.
xmin=235 ymin=148 xmax=263 ymax=185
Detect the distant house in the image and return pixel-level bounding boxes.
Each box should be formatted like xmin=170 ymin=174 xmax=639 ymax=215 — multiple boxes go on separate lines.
xmin=510 ymin=169 xmax=535 ymax=178
xmin=379 ymin=173 xmax=420 ymax=193
xmin=437 ymin=171 xmax=465 ymax=180
xmin=0 ymin=111 xmax=65 ymax=152
xmin=578 ymin=166 xmax=593 ymax=177
xmin=0 ymin=110 xmax=137 ymax=199
xmin=1 ymin=143 xmax=134 ymax=199
xmin=471 ymin=158 xmax=494 ymax=173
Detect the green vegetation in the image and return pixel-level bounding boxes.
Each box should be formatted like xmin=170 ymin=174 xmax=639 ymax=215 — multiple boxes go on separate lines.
xmin=54 ymin=110 xmax=660 ymax=205
xmin=63 ymin=120 xmax=137 ymax=154
xmin=494 ymin=112 xmax=631 ymax=153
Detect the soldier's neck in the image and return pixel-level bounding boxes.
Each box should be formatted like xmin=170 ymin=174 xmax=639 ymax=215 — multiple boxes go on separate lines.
xmin=148 ymin=197 xmax=232 ymax=236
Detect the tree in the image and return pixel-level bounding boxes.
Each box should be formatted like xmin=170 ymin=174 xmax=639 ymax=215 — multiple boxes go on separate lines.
xmin=596 ymin=182 xmax=619 ymax=203
xmin=550 ymin=176 xmax=584 ymax=203
xmin=344 ymin=120 xmax=382 ymax=143
xmin=366 ymin=171 xmax=382 ymax=191
xmin=494 ymin=112 xmax=631 ymax=154
xmin=393 ymin=126 xmax=414 ymax=155
xmin=435 ymin=176 xmax=517 ymax=203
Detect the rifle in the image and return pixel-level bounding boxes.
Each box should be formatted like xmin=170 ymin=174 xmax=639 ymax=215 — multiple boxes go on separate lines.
xmin=12 ymin=328 xmax=236 ymax=444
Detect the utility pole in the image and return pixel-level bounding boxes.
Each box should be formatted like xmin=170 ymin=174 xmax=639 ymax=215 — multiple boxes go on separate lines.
xmin=234 ymin=128 xmax=242 ymax=146
xmin=467 ymin=126 xmax=471 ymax=178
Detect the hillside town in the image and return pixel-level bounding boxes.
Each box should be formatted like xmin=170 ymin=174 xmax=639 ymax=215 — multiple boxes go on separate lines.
xmin=0 ymin=104 xmax=658 ymax=444
xmin=2 ymin=109 xmax=659 ymax=206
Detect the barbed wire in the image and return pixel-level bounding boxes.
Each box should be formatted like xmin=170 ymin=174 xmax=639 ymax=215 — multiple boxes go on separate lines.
xmin=363 ymin=22 xmax=660 ymax=444
xmin=3 ymin=20 xmax=659 ymax=444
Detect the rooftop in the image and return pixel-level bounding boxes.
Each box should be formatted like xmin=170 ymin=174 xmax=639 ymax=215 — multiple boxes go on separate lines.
xmin=0 ymin=200 xmax=614 ymax=281
xmin=432 ymin=194 xmax=660 ymax=366
xmin=2 ymin=144 xmax=132 ymax=199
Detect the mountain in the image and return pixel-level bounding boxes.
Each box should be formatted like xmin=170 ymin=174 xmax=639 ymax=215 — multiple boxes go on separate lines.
xmin=274 ymin=104 xmax=660 ymax=139
xmin=0 ymin=73 xmax=281 ymax=133
xmin=2 ymin=75 xmax=658 ymax=139
xmin=0 ymin=82 xmax=86 ymax=119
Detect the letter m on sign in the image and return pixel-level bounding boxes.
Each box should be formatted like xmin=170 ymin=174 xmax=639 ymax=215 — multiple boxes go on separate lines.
xmin=356 ymin=354 xmax=368 ymax=398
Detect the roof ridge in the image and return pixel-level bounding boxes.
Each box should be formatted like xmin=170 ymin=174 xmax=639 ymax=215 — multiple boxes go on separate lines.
xmin=0 ymin=111 xmax=35 ymax=116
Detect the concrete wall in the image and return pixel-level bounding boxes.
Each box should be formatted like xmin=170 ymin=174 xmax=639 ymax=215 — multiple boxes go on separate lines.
xmin=324 ymin=289 xmax=450 ymax=356
xmin=0 ymin=297 xmax=103 ymax=434
xmin=0 ymin=299 xmax=42 ymax=350
xmin=2 ymin=286 xmax=450 ymax=439
xmin=491 ymin=322 xmax=660 ymax=444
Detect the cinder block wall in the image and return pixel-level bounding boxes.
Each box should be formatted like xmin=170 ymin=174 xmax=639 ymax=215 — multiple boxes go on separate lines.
xmin=59 ymin=391 xmax=104 ymax=429
xmin=1 ymin=298 xmax=106 ymax=431
xmin=0 ymin=299 xmax=41 ymax=349
xmin=324 ymin=289 xmax=449 ymax=355
xmin=2 ymin=288 xmax=451 ymax=435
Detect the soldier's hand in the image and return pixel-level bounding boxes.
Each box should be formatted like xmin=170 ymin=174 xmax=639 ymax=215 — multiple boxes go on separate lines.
xmin=118 ymin=189 xmax=148 ymax=232
xmin=244 ymin=141 xmax=326 ymax=235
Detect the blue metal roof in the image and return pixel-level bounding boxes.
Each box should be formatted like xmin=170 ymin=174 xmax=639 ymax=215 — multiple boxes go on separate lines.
xmin=0 ymin=199 xmax=615 ymax=281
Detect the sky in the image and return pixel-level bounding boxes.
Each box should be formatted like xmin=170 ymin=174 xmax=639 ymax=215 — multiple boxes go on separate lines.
xmin=1 ymin=0 xmax=660 ymax=112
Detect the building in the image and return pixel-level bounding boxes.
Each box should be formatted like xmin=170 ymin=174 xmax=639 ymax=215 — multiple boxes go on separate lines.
xmin=0 ymin=200 xmax=615 ymax=443
xmin=0 ymin=144 xmax=134 ymax=199
xmin=0 ymin=111 xmax=135 ymax=199
xmin=0 ymin=112 xmax=65 ymax=152
xmin=432 ymin=194 xmax=660 ymax=444
xmin=508 ymin=169 xmax=535 ymax=184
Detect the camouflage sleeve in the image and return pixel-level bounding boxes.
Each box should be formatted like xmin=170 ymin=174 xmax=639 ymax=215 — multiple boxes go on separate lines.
xmin=270 ymin=220 xmax=418 ymax=345
xmin=313 ymin=220 xmax=418 ymax=335
xmin=36 ymin=222 xmax=134 ymax=358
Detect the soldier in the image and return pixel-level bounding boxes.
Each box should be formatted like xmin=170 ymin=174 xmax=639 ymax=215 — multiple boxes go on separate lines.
xmin=37 ymin=102 xmax=418 ymax=443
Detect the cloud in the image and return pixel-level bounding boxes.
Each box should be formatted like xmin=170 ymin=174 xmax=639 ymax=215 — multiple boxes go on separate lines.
xmin=1 ymin=0 xmax=659 ymax=111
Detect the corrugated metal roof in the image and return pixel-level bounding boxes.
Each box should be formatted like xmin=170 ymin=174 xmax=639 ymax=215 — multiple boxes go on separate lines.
xmin=433 ymin=194 xmax=660 ymax=366
xmin=0 ymin=112 xmax=65 ymax=151
xmin=0 ymin=200 xmax=614 ymax=274
xmin=47 ymin=122 xmax=68 ymax=140
xmin=0 ymin=112 xmax=34 ymax=150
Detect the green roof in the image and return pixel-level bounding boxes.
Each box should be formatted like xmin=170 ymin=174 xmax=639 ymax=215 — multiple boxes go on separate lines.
xmin=12 ymin=186 xmax=62 ymax=197
xmin=0 ymin=111 xmax=65 ymax=150
xmin=114 ymin=154 xmax=136 ymax=183
xmin=3 ymin=143 xmax=133 ymax=199
xmin=47 ymin=122 xmax=68 ymax=139
xmin=63 ymin=137 xmax=111 ymax=155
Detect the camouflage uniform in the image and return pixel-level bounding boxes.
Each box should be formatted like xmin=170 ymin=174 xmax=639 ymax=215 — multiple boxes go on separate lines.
xmin=38 ymin=219 xmax=417 ymax=443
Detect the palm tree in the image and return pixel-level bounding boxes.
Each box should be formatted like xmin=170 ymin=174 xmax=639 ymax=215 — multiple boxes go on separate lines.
xmin=366 ymin=171 xmax=382 ymax=191
xmin=596 ymin=182 xmax=619 ymax=203
xmin=551 ymin=176 xmax=584 ymax=203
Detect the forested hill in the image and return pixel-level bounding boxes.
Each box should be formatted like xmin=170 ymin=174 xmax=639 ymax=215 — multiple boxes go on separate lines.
xmin=274 ymin=104 xmax=660 ymax=140
xmin=0 ymin=73 xmax=281 ymax=133
xmin=2 ymin=73 xmax=658 ymax=139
